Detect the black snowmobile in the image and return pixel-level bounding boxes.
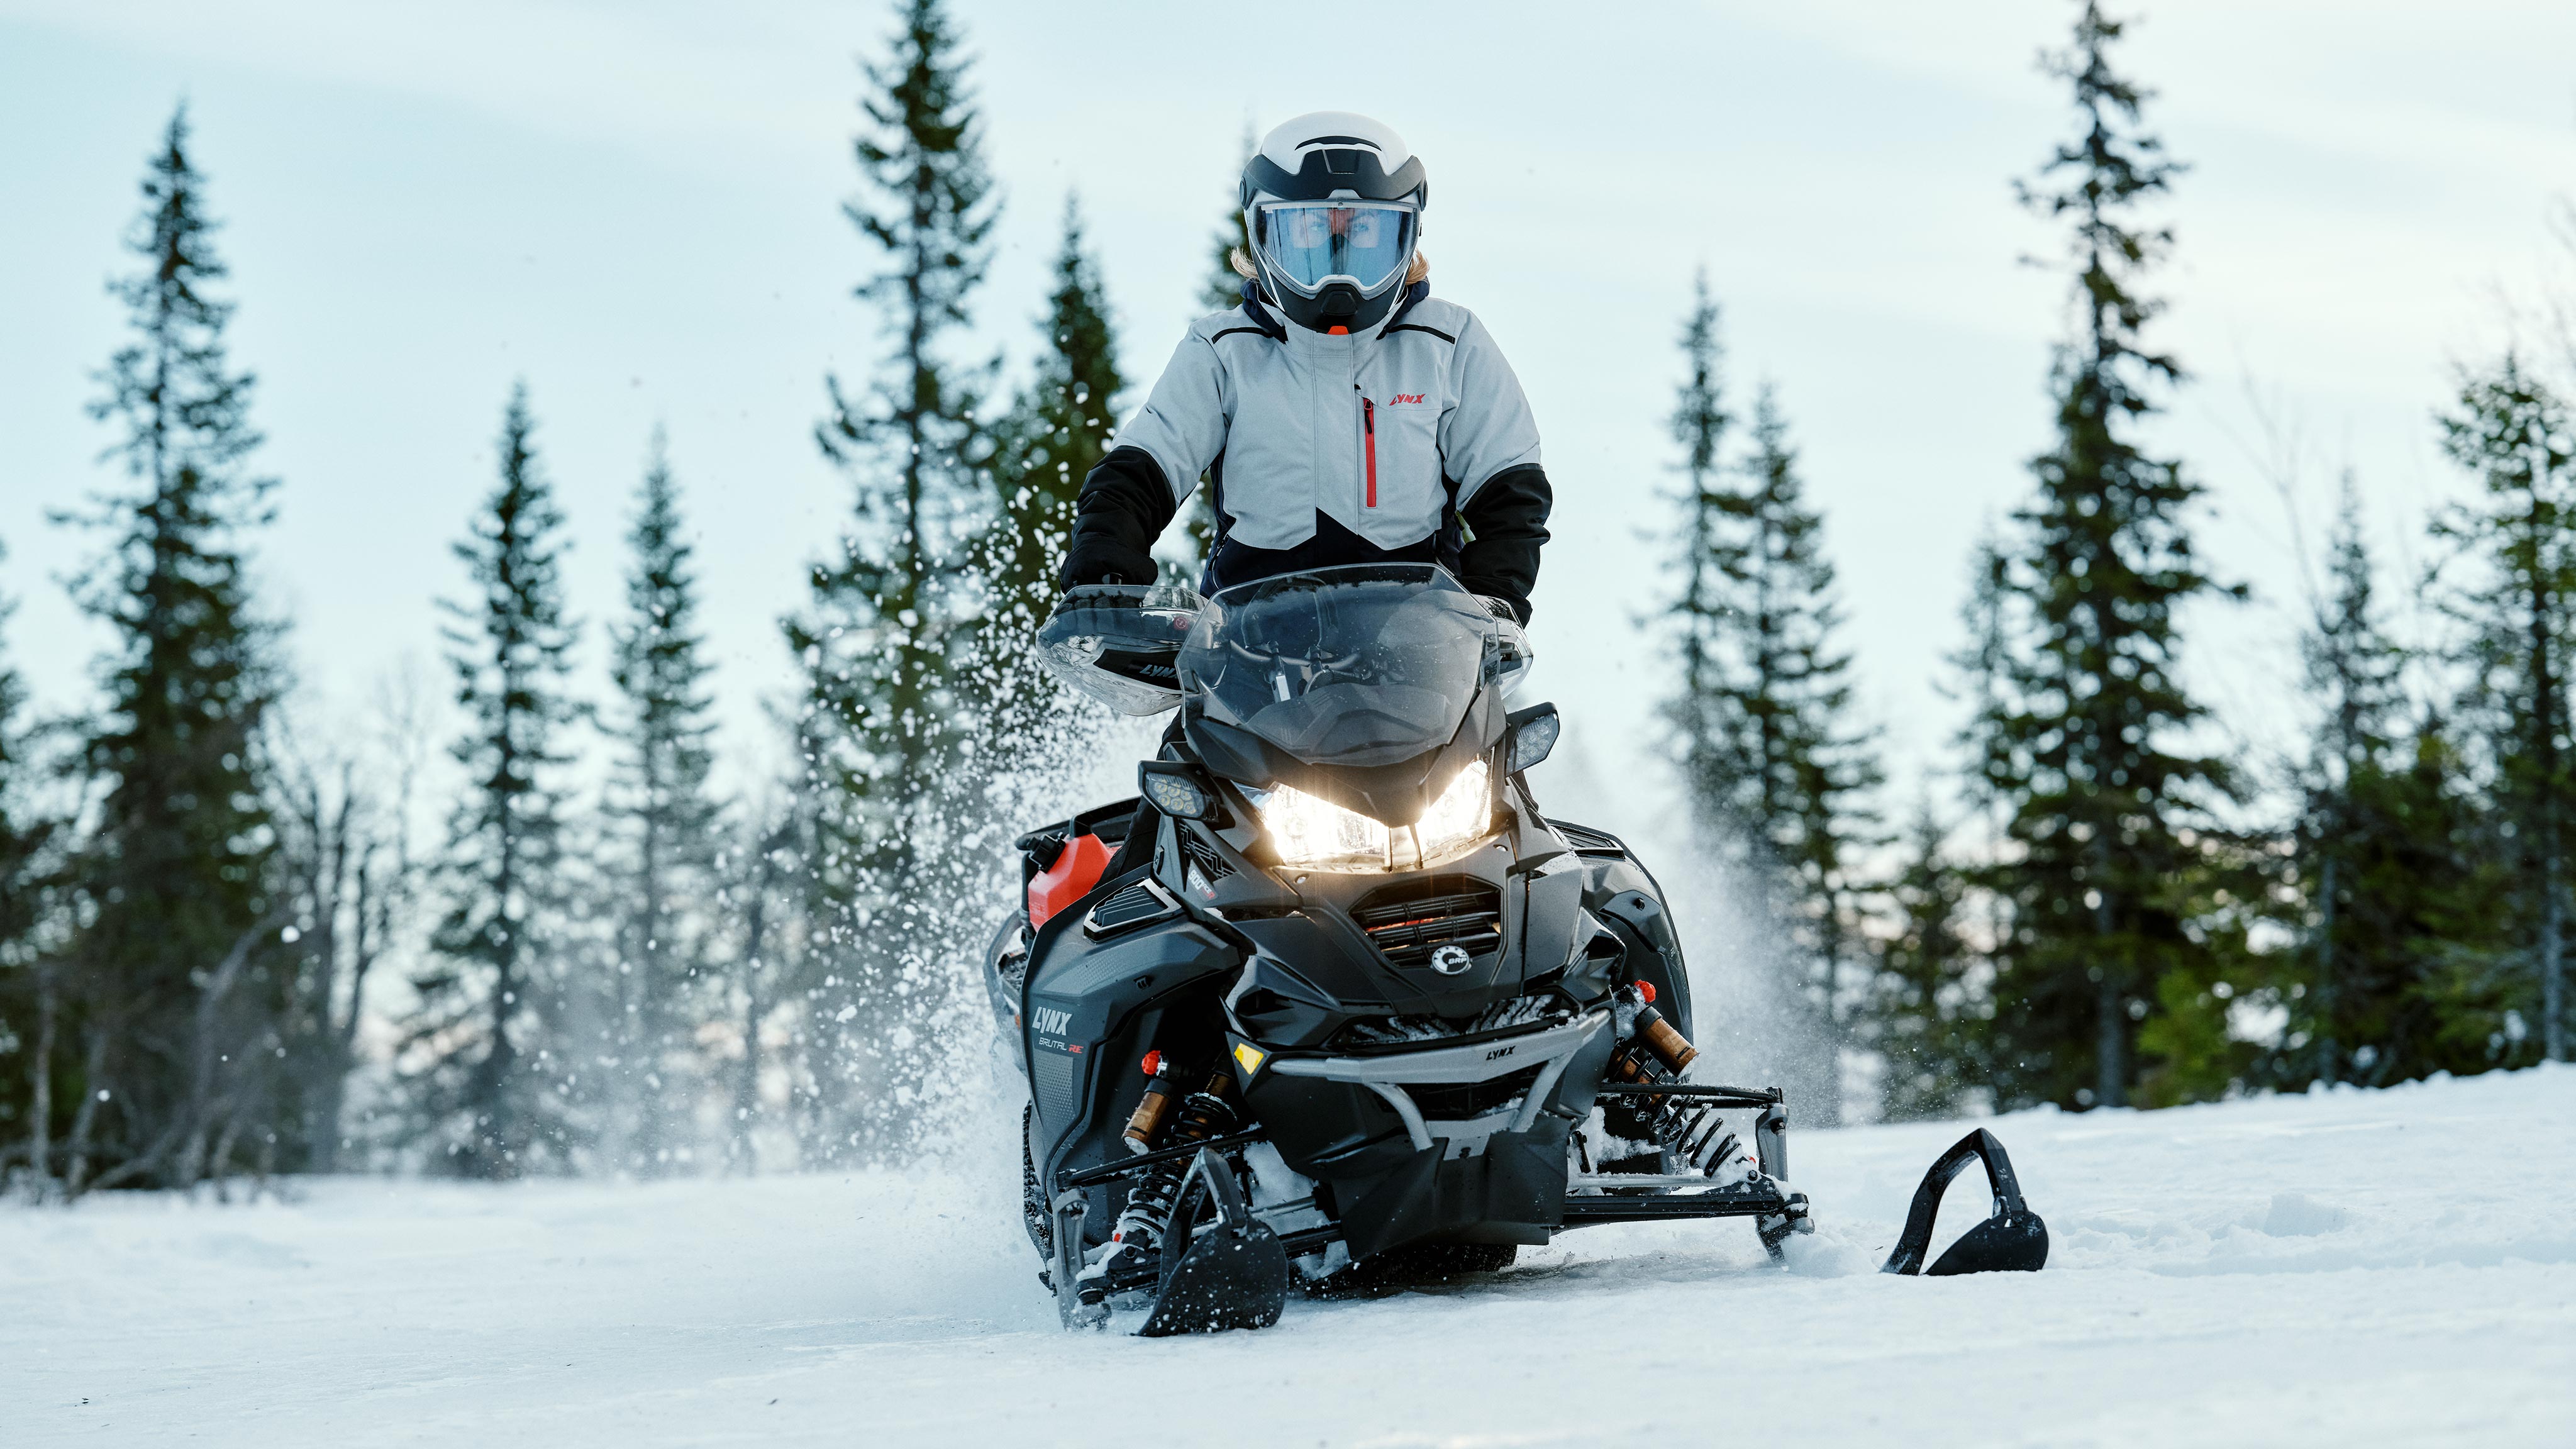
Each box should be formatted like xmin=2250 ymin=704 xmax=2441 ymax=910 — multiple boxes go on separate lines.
xmin=988 ymin=564 xmax=2045 ymax=1335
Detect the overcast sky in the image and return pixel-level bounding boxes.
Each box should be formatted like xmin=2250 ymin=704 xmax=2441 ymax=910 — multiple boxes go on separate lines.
xmin=4 ymin=0 xmax=2574 ymax=839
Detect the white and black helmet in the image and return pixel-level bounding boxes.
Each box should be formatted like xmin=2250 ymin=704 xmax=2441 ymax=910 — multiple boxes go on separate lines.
xmin=1240 ymin=112 xmax=1427 ymax=333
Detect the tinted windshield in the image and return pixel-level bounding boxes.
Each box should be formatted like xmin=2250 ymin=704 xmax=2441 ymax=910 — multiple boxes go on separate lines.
xmin=1179 ymin=565 xmax=1500 ymax=769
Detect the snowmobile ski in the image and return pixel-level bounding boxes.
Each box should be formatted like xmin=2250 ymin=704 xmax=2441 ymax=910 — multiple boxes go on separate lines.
xmin=1136 ymin=1149 xmax=1288 ymax=1337
xmin=1880 ymin=1128 xmax=2050 ymax=1277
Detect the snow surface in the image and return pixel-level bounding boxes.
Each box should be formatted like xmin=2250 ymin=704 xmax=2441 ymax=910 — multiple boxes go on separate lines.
xmin=8 ymin=1067 xmax=2574 ymax=1448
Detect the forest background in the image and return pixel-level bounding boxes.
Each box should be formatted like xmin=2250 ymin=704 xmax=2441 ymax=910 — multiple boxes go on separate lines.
xmin=4 ymin=0 xmax=2575 ymax=1190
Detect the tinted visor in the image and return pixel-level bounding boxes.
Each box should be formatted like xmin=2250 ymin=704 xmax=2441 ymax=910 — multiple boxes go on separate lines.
xmin=1256 ymin=202 xmax=1416 ymax=296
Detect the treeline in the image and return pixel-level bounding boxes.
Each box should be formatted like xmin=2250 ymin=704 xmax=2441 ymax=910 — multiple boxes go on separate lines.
xmin=1666 ymin=3 xmax=2574 ymax=1116
xmin=0 ymin=0 xmax=1184 ymax=1194
xmin=3 ymin=0 xmax=2566 ymax=1199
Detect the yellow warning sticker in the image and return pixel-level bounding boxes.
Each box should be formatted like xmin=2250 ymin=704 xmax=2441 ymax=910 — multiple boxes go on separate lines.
xmin=1232 ymin=1041 xmax=1267 ymax=1077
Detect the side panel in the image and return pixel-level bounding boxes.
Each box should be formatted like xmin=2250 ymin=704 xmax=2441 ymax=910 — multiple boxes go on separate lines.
xmin=1579 ymin=853 xmax=1692 ymax=1039
xmin=1023 ymin=917 xmax=1241 ymax=1240
xmin=1516 ymin=852 xmax=1587 ymax=981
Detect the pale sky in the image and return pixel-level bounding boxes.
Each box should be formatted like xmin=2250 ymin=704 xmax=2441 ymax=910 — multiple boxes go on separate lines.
xmin=4 ymin=0 xmax=2573 ymax=841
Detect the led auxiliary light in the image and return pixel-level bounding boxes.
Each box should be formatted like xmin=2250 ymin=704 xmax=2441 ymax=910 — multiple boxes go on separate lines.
xmin=1137 ymin=762 xmax=1218 ymax=821
xmin=1507 ymin=704 xmax=1561 ymax=774
xmin=1248 ymin=759 xmax=1494 ymax=874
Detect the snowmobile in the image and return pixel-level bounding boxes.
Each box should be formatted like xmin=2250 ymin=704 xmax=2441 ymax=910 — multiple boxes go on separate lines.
xmin=988 ymin=564 xmax=2046 ymax=1335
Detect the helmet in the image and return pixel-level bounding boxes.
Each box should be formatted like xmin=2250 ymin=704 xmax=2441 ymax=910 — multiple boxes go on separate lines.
xmin=1239 ymin=112 xmax=1426 ymax=333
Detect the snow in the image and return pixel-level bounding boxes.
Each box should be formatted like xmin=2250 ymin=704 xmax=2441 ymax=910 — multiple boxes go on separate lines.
xmin=8 ymin=1067 xmax=2574 ymax=1448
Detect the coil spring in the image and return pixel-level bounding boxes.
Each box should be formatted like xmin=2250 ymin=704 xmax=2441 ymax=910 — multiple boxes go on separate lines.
xmin=1110 ymin=1082 xmax=1238 ymax=1252
xmin=1615 ymin=1046 xmax=1748 ymax=1178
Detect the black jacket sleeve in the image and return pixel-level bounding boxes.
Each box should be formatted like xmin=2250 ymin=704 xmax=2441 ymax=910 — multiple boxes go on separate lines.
xmin=1457 ymin=464 xmax=1552 ymax=624
xmin=1060 ymin=446 xmax=1178 ymax=589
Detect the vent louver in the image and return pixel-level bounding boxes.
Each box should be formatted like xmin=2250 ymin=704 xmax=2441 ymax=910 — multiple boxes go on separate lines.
xmin=1084 ymin=878 xmax=1181 ymax=938
xmin=1352 ymin=875 xmax=1504 ymax=971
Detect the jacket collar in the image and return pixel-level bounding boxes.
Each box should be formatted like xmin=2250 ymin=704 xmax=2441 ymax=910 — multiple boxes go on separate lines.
xmin=1238 ymin=277 xmax=1430 ymax=346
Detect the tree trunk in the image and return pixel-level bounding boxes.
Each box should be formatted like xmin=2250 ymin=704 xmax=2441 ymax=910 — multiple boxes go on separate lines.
xmin=635 ymin=810 xmax=667 ymax=1175
xmin=731 ymin=858 xmax=774 ymax=1177
xmin=2532 ymin=521 xmax=2566 ymax=1063
xmin=2316 ymin=850 xmax=2338 ymax=1084
xmin=64 ymin=1025 xmax=107 ymax=1197
xmin=208 ymin=1109 xmax=245 ymax=1202
xmin=2093 ymin=835 xmax=2124 ymax=1109
xmin=2543 ymin=875 xmax=2566 ymax=1062
xmin=179 ymin=914 xmax=274 ymax=1189
xmin=27 ymin=977 xmax=55 ymax=1190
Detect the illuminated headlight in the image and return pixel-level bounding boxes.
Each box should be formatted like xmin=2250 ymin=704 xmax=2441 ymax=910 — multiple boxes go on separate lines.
xmin=1248 ymin=760 xmax=1494 ymax=873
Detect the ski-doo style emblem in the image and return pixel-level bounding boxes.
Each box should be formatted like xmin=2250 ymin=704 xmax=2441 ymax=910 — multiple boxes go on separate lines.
xmin=1429 ymin=943 xmax=1472 ymax=975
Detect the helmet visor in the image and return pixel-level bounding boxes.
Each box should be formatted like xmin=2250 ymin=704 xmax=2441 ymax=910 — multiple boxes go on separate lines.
xmin=1256 ymin=202 xmax=1416 ymax=297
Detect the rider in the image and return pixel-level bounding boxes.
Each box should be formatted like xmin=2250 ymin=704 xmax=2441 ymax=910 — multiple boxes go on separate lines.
xmin=1060 ymin=111 xmax=1552 ymax=624
xmin=1050 ymin=114 xmax=1560 ymax=1302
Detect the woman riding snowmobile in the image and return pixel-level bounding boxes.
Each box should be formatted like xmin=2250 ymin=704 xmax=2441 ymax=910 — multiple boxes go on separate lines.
xmin=1048 ymin=114 xmax=1758 ymax=1309
xmin=1008 ymin=113 xmax=2046 ymax=1335
xmin=1061 ymin=111 xmax=1552 ymax=623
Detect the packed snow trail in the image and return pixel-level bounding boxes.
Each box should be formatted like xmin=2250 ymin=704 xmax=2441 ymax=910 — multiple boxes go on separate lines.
xmin=8 ymin=1067 xmax=2573 ymax=1448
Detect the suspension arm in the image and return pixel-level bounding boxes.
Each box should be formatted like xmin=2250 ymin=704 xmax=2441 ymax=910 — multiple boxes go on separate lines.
xmin=1055 ymin=1127 xmax=1271 ymax=1190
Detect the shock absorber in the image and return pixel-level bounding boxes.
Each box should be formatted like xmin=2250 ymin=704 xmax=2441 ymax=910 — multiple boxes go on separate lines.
xmin=1123 ymin=1050 xmax=1181 ymax=1152
xmin=1611 ymin=983 xmax=1758 ymax=1183
xmin=1074 ymin=1063 xmax=1240 ymax=1314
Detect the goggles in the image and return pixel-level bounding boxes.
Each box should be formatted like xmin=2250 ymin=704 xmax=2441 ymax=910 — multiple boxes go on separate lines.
xmin=1254 ymin=201 xmax=1418 ymax=297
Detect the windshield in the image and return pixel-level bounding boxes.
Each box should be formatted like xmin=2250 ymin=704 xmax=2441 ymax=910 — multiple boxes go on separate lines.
xmin=1179 ymin=565 xmax=1501 ymax=769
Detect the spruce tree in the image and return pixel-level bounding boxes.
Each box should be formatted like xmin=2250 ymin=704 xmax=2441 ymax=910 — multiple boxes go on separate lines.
xmin=1 ymin=545 xmax=70 ymax=1185
xmin=1729 ymin=386 xmax=1882 ymax=1047
xmin=61 ymin=105 xmax=286 ymax=1191
xmin=1660 ymin=276 xmax=1878 ymax=1117
xmin=1858 ymin=534 xmax=2022 ymax=1113
xmin=1968 ymin=2 xmax=2241 ymax=1109
xmin=2432 ymin=352 xmax=2576 ymax=1064
xmin=2282 ymin=487 xmax=2422 ymax=1083
xmin=2277 ymin=496 xmax=2504 ymax=1085
xmin=604 ymin=430 xmax=723 ymax=1172
xmin=784 ymin=0 xmax=999 ymax=1160
xmin=2290 ymin=488 xmax=2400 ymax=1082
xmin=1661 ymin=270 xmax=1735 ymax=819
xmin=409 ymin=384 xmax=582 ymax=1177
xmin=1866 ymin=800 xmax=1980 ymax=1120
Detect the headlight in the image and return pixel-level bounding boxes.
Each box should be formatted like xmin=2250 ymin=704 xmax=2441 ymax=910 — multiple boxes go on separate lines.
xmin=1248 ymin=759 xmax=1493 ymax=872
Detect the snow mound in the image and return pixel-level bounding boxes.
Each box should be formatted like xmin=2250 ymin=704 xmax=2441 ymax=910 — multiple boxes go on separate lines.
xmin=6 ymin=1064 xmax=2573 ymax=1447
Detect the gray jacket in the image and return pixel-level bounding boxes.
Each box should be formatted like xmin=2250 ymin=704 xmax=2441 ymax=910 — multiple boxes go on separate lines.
xmin=1116 ymin=295 xmax=1542 ymax=554
xmin=1062 ymin=286 xmax=1555 ymax=619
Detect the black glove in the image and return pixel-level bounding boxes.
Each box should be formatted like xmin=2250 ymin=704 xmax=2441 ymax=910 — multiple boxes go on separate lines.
xmin=1060 ymin=448 xmax=1178 ymax=592
xmin=1060 ymin=535 xmax=1157 ymax=590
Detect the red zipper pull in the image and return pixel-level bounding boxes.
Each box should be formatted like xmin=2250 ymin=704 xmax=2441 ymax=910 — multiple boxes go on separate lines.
xmin=1362 ymin=395 xmax=1377 ymax=508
